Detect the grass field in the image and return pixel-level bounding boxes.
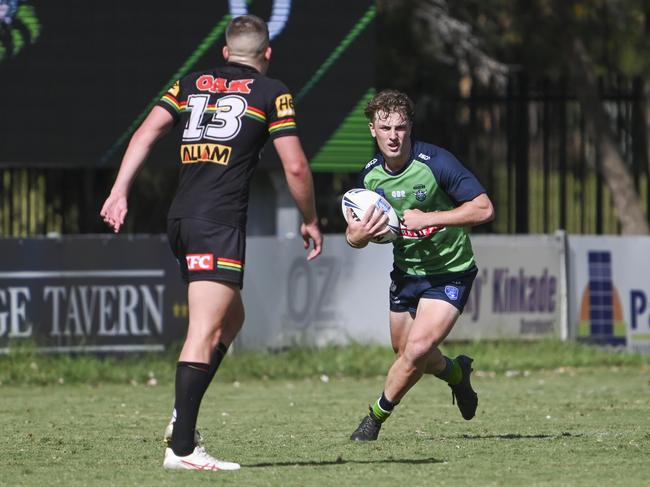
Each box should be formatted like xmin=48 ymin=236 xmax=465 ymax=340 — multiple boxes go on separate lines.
xmin=1 ymin=343 xmax=649 ymax=486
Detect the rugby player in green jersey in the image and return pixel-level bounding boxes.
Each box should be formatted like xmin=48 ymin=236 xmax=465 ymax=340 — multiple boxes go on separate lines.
xmin=346 ymin=90 xmax=494 ymax=441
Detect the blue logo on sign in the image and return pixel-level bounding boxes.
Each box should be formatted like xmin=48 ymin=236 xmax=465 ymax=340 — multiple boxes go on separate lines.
xmin=445 ymin=285 xmax=459 ymax=301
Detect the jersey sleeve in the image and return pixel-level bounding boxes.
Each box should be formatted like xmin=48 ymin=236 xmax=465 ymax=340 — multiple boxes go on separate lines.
xmin=431 ymin=148 xmax=486 ymax=204
xmin=266 ymin=81 xmax=298 ymax=140
xmin=156 ymin=80 xmax=182 ymax=125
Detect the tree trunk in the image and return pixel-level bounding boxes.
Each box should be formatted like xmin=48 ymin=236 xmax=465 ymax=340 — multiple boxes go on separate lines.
xmin=570 ymin=39 xmax=650 ymax=234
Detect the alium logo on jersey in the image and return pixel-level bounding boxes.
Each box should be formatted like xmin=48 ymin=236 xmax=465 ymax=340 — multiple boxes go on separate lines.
xmin=180 ymin=143 xmax=232 ymax=165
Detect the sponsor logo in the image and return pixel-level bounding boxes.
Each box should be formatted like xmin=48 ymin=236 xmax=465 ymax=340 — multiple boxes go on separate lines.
xmin=186 ymin=254 xmax=214 ymax=271
xmin=364 ymin=158 xmax=378 ymax=169
xmin=418 ymin=153 xmax=431 ymax=160
xmin=195 ymin=75 xmax=254 ymax=94
xmin=577 ymin=251 xmax=626 ymax=346
xmin=391 ymin=190 xmax=406 ymax=199
xmin=168 ymin=80 xmax=180 ymax=97
xmin=275 ymin=94 xmax=295 ymax=117
xmin=413 ymin=184 xmax=428 ymax=202
xmin=400 ymin=225 xmax=444 ymax=239
xmin=445 ymin=285 xmax=459 ymax=300
xmin=180 ymin=143 xmax=232 ymax=165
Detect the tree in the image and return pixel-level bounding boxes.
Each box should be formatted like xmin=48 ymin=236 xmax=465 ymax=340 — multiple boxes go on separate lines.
xmin=379 ymin=0 xmax=650 ymax=234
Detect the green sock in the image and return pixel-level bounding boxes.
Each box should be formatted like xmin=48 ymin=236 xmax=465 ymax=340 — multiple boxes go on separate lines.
xmin=371 ymin=393 xmax=394 ymax=423
xmin=436 ymin=356 xmax=462 ymax=385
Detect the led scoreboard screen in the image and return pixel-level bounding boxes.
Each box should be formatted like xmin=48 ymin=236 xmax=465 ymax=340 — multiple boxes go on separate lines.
xmin=0 ymin=0 xmax=375 ymax=171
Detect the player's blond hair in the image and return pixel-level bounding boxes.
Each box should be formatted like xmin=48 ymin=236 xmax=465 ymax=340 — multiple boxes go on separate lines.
xmin=364 ymin=90 xmax=415 ymax=124
xmin=225 ymin=15 xmax=270 ymax=62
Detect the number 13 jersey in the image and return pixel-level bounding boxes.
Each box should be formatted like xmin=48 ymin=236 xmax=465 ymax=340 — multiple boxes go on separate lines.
xmin=157 ymin=62 xmax=298 ymax=229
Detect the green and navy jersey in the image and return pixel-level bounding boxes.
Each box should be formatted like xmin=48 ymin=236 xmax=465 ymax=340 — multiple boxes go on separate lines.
xmin=157 ymin=62 xmax=298 ymax=229
xmin=357 ymin=140 xmax=486 ymax=275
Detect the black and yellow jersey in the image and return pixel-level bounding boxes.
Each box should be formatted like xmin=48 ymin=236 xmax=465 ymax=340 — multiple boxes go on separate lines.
xmin=157 ymin=62 xmax=298 ymax=229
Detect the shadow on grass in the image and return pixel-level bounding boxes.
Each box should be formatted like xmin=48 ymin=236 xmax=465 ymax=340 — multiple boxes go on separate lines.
xmin=457 ymin=432 xmax=581 ymax=440
xmin=243 ymin=457 xmax=444 ymax=468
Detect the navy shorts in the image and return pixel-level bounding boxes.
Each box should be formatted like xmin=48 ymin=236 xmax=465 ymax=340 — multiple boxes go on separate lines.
xmin=389 ymin=265 xmax=478 ymax=314
xmin=167 ymin=218 xmax=245 ymax=288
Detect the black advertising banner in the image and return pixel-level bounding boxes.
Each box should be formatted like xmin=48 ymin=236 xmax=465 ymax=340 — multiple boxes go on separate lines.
xmin=0 ymin=236 xmax=188 ymax=353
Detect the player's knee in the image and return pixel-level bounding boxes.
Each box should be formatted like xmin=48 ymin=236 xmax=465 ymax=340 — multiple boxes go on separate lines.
xmin=402 ymin=339 xmax=433 ymax=369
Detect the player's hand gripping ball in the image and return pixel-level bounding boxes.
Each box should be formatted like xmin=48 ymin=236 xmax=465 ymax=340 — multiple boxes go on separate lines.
xmin=341 ymin=188 xmax=400 ymax=244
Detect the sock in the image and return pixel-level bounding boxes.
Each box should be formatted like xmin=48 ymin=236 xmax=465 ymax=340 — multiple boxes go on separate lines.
xmin=435 ymin=356 xmax=462 ymax=385
xmin=170 ymin=362 xmax=210 ymax=456
xmin=371 ymin=392 xmax=395 ymax=423
xmin=207 ymin=342 xmax=229 ymax=383
xmin=170 ymin=343 xmax=229 ymax=423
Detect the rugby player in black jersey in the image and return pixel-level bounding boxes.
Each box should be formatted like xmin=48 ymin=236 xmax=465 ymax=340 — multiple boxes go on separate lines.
xmin=101 ymin=15 xmax=323 ymax=471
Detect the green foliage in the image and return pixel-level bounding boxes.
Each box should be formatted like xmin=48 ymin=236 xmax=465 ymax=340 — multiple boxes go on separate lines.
xmin=1 ymin=340 xmax=649 ymax=386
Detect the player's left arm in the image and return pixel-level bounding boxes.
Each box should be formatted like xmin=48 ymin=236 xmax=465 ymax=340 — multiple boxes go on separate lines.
xmin=402 ymin=193 xmax=494 ymax=231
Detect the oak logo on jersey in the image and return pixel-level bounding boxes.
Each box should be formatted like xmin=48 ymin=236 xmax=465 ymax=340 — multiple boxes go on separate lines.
xmin=186 ymin=254 xmax=214 ymax=271
xmin=275 ymin=94 xmax=295 ymax=117
xmin=196 ymin=75 xmax=254 ymax=94
xmin=180 ymin=143 xmax=232 ymax=165
xmin=168 ymin=80 xmax=180 ymax=97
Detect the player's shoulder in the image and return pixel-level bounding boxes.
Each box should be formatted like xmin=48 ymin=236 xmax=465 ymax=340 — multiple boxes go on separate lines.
xmin=258 ymin=74 xmax=291 ymax=93
xmin=356 ymin=154 xmax=383 ymax=186
xmin=361 ymin=154 xmax=383 ymax=174
xmin=412 ymin=140 xmax=462 ymax=168
xmin=180 ymin=68 xmax=215 ymax=85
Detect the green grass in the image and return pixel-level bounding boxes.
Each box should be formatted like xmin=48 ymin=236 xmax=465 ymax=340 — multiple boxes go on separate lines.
xmin=2 ymin=340 xmax=649 ymax=386
xmin=1 ymin=365 xmax=649 ymax=486
xmin=1 ymin=342 xmax=650 ymax=485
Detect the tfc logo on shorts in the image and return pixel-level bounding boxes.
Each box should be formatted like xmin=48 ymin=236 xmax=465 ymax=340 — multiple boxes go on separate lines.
xmin=186 ymin=253 xmax=214 ymax=271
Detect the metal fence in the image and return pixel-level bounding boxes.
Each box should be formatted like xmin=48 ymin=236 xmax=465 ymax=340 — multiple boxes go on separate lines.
xmin=1 ymin=75 xmax=648 ymax=237
xmin=417 ymin=74 xmax=649 ymax=235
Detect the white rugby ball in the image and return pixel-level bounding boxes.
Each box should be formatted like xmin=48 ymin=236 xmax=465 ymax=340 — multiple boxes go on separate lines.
xmin=341 ymin=188 xmax=400 ymax=244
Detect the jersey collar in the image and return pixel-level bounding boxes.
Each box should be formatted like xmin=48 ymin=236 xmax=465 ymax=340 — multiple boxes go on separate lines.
xmin=225 ymin=61 xmax=261 ymax=73
xmin=380 ymin=138 xmax=416 ymax=176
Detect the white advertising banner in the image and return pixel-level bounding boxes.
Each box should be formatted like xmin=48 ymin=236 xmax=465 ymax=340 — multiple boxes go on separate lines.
xmin=451 ymin=233 xmax=567 ymax=340
xmin=239 ymin=234 xmax=567 ymax=349
xmin=567 ymin=236 xmax=650 ymax=352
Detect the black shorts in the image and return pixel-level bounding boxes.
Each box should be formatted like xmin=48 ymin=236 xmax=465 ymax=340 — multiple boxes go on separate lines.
xmin=389 ymin=265 xmax=478 ymax=314
xmin=167 ymin=218 xmax=245 ymax=288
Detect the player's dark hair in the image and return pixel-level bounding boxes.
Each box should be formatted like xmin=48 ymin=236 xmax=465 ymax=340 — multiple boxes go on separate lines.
xmin=364 ymin=89 xmax=415 ymax=123
xmin=226 ymin=15 xmax=269 ymax=54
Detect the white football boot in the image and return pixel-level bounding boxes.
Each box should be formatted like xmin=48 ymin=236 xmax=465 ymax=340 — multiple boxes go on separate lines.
xmin=163 ymin=445 xmax=241 ymax=471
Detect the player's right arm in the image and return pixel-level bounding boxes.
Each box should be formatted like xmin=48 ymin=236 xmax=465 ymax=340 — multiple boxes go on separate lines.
xmin=345 ymin=206 xmax=389 ymax=249
xmin=100 ymin=106 xmax=174 ymax=233
xmin=273 ymin=135 xmax=323 ymax=261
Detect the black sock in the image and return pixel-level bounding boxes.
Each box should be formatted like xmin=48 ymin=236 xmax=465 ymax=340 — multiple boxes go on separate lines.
xmin=435 ymin=356 xmax=454 ymax=381
xmin=170 ymin=343 xmax=229 ymax=424
xmin=171 ymin=362 xmax=210 ymax=456
xmin=207 ymin=342 xmax=229 ymax=383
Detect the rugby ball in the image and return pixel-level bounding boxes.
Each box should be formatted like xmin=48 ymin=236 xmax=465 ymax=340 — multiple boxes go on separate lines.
xmin=341 ymin=188 xmax=400 ymax=244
